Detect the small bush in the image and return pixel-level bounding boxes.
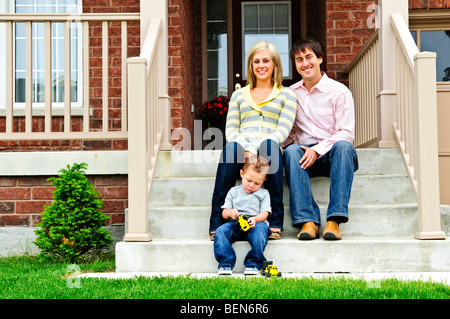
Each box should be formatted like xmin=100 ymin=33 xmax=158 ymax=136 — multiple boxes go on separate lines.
xmin=34 ymin=162 xmax=113 ymax=263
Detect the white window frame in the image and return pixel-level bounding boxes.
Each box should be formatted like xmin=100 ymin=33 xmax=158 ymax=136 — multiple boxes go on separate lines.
xmin=0 ymin=0 xmax=83 ymax=116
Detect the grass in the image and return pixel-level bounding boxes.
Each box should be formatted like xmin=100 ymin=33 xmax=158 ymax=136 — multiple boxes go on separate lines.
xmin=0 ymin=255 xmax=448 ymax=300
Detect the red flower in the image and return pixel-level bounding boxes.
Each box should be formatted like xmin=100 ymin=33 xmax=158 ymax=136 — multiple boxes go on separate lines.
xmin=200 ymin=95 xmax=230 ymax=119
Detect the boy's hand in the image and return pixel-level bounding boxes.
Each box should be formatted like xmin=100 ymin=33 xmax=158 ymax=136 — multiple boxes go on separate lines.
xmin=247 ymin=217 xmax=256 ymax=228
xmin=247 ymin=211 xmax=269 ymax=228
xmin=222 ymin=208 xmax=239 ymax=220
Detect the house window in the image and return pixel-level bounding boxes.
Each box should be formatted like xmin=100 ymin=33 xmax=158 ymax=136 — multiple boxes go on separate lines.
xmin=410 ymin=13 xmax=450 ymax=83
xmin=0 ymin=0 xmax=82 ymax=111
xmin=419 ymin=31 xmax=450 ymax=82
xmin=16 ymin=0 xmax=82 ymax=105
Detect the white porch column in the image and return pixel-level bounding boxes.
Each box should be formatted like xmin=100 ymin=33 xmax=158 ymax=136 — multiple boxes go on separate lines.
xmin=141 ymin=0 xmax=172 ymax=151
xmin=377 ymin=0 xmax=408 ymax=148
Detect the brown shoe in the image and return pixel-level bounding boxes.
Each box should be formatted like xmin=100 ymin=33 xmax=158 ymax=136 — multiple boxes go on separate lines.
xmin=323 ymin=221 xmax=342 ymax=240
xmin=297 ymin=222 xmax=319 ymax=240
xmin=268 ymin=228 xmax=282 ymax=240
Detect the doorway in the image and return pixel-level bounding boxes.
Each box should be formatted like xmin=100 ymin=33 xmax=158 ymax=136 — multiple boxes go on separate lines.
xmin=202 ymin=0 xmax=305 ymax=102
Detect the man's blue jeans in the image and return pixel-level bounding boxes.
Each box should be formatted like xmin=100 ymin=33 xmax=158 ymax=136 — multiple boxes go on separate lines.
xmin=214 ymin=220 xmax=270 ymax=269
xmin=209 ymin=139 xmax=284 ymax=233
xmin=283 ymin=141 xmax=359 ymax=227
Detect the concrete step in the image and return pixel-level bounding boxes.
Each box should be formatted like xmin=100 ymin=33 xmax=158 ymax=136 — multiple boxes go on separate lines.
xmin=115 ymin=237 xmax=450 ymax=273
xmin=147 ymin=204 xmax=419 ymax=239
xmin=154 ymin=148 xmax=407 ymax=178
xmin=148 ymin=174 xmax=416 ymax=207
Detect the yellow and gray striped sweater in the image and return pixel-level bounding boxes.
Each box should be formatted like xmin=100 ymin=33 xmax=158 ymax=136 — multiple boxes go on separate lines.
xmin=225 ymin=85 xmax=297 ymax=155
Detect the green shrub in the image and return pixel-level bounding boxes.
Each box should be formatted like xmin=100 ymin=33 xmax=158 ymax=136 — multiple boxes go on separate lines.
xmin=34 ymin=162 xmax=113 ymax=263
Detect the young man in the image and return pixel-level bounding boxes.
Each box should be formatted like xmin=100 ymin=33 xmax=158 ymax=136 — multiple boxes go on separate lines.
xmin=283 ymin=39 xmax=359 ymax=240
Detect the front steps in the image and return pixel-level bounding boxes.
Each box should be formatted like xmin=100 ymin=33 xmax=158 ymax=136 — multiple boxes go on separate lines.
xmin=116 ymin=149 xmax=450 ymax=274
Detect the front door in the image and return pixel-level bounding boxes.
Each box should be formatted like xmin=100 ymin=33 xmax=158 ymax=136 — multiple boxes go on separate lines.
xmin=202 ymin=0 xmax=304 ymax=101
xmin=230 ymin=0 xmax=303 ymax=93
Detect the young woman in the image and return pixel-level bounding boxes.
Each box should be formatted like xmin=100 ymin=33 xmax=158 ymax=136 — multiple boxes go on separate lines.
xmin=209 ymin=41 xmax=297 ymax=240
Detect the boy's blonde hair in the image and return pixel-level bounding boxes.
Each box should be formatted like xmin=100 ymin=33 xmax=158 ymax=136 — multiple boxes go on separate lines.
xmin=242 ymin=156 xmax=270 ymax=176
xmin=246 ymin=41 xmax=283 ymax=89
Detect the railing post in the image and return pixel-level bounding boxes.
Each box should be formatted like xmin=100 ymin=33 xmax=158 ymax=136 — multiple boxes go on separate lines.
xmin=377 ymin=0 xmax=408 ymax=148
xmin=124 ymin=57 xmax=152 ymax=242
xmin=414 ymin=52 xmax=446 ymax=240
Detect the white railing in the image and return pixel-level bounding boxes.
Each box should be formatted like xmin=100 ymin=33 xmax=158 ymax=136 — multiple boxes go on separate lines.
xmin=0 ymin=13 xmax=139 ymax=140
xmin=346 ymin=30 xmax=379 ymax=148
xmin=124 ymin=18 xmax=164 ymax=242
xmin=390 ymin=13 xmax=446 ymax=240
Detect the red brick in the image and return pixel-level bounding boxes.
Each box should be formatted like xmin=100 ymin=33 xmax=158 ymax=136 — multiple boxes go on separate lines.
xmin=0 ymin=188 xmax=31 ymax=200
xmin=32 ymin=188 xmax=55 ymax=200
xmin=16 ymin=201 xmax=51 ymax=214
xmin=103 ymin=187 xmax=128 ymax=199
xmin=0 ymin=215 xmax=30 ymax=227
xmin=0 ymin=202 xmax=15 ymax=213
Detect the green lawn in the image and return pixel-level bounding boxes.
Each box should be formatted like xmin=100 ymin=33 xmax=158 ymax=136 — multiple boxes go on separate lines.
xmin=0 ymin=255 xmax=448 ymax=300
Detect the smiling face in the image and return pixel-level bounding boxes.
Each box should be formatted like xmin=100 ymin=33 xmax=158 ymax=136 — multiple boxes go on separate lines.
xmin=294 ymin=47 xmax=323 ymax=87
xmin=240 ymin=168 xmax=266 ymax=194
xmin=252 ymin=49 xmax=275 ymax=84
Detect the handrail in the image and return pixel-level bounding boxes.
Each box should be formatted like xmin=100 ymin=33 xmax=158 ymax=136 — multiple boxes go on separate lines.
xmin=346 ymin=30 xmax=379 ymax=73
xmin=124 ymin=18 xmax=163 ymax=242
xmin=0 ymin=13 xmax=140 ymax=22
xmin=0 ymin=13 xmax=139 ymax=140
xmin=346 ymin=30 xmax=379 ymax=148
xmin=390 ymin=13 xmax=418 ymax=70
xmin=390 ymin=13 xmax=446 ymax=240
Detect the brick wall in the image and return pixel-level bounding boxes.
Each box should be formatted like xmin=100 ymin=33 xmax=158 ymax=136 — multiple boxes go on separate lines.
xmin=324 ymin=0 xmax=379 ymax=85
xmin=168 ymin=0 xmax=201 ymax=148
xmin=324 ymin=0 xmax=450 ymax=85
xmin=0 ymin=175 xmax=127 ymax=227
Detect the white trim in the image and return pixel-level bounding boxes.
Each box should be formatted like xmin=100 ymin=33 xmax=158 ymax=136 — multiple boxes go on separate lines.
xmin=0 ymin=151 xmax=128 ymax=176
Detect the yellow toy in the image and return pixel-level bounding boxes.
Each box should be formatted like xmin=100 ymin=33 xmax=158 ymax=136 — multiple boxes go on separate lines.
xmin=237 ymin=214 xmax=250 ymax=231
xmin=261 ymin=261 xmax=282 ymax=277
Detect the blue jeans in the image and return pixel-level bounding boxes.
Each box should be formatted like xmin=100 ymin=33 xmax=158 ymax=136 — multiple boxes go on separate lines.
xmin=209 ymin=139 xmax=284 ymax=233
xmin=283 ymin=141 xmax=359 ymax=227
xmin=214 ymin=220 xmax=270 ymax=269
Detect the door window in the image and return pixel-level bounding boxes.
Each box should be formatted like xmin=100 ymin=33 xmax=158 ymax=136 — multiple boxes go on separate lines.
xmin=241 ymin=1 xmax=291 ymax=79
xmin=206 ymin=0 xmax=228 ymax=100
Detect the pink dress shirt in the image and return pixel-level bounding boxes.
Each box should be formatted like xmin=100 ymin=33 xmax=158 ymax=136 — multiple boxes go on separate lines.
xmin=283 ymin=73 xmax=355 ymax=156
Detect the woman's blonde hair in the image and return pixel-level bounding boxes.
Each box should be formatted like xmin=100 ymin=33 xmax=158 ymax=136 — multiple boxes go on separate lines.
xmin=246 ymin=41 xmax=283 ymax=89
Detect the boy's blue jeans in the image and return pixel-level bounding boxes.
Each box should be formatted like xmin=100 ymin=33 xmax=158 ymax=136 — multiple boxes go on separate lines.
xmin=209 ymin=139 xmax=284 ymax=233
xmin=214 ymin=220 xmax=270 ymax=270
xmin=283 ymin=141 xmax=359 ymax=227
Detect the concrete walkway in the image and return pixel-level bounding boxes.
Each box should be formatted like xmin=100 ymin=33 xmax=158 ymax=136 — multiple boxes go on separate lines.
xmin=79 ymin=271 xmax=450 ymax=286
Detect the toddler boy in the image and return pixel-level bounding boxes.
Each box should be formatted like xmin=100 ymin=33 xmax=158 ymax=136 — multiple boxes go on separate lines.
xmin=214 ymin=156 xmax=271 ymax=275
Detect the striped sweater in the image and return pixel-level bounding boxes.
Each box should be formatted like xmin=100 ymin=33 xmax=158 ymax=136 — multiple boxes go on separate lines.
xmin=225 ymin=85 xmax=297 ymax=155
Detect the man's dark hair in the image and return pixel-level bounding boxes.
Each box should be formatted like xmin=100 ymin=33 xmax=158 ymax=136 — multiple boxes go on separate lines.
xmin=290 ymin=39 xmax=324 ymax=62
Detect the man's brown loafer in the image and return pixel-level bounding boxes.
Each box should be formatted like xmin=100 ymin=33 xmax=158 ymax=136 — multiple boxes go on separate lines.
xmin=323 ymin=221 xmax=342 ymax=240
xmin=297 ymin=222 xmax=319 ymax=240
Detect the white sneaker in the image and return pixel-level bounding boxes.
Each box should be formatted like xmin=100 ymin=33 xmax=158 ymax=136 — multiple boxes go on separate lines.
xmin=244 ymin=267 xmax=260 ymax=275
xmin=218 ymin=266 xmax=232 ymax=275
